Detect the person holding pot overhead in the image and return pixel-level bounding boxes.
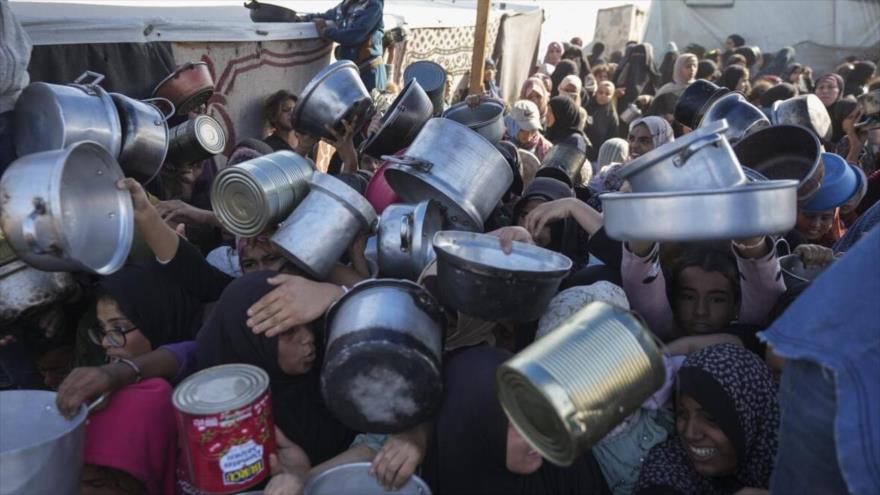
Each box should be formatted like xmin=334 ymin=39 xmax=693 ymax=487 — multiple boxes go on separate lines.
xmin=791 ymin=153 xmax=863 ymax=248
xmin=304 ymin=0 xmax=386 ymax=92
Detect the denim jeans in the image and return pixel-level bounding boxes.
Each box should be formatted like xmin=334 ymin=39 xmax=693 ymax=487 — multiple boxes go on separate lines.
xmin=770 ymin=359 xmax=849 ymax=495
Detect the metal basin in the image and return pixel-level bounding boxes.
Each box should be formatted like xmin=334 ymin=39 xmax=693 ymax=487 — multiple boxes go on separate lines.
xmin=0 ymin=141 xmax=133 ymax=274
xmin=617 ymin=119 xmax=746 ymax=193
xmin=700 ymin=92 xmax=770 ymax=145
xmin=377 ymin=200 xmax=444 ymax=281
xmin=601 ymin=180 xmax=800 ymax=241
xmin=305 ymin=462 xmax=432 ymax=495
xmin=323 ymin=280 xmax=445 ymax=434
xmin=293 ymin=60 xmax=374 ymax=140
xmin=432 ymin=230 xmax=572 ymax=322
xmin=111 ymin=94 xmax=173 ymax=184
xmin=360 ymin=79 xmax=434 ymax=159
xmin=383 ymin=118 xmax=512 ymax=232
xmin=441 ymin=98 xmax=505 ymax=144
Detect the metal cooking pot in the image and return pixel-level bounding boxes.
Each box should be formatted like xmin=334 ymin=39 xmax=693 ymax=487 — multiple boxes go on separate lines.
xmin=14 ymin=71 xmax=122 ymax=159
xmin=272 ymin=173 xmax=377 ymax=280
xmin=403 ymin=61 xmax=447 ymax=115
xmin=674 ymin=79 xmax=730 ymax=129
xmin=496 ymin=301 xmax=665 ymax=467
xmin=292 ymin=60 xmax=374 ymax=140
xmin=537 ymin=142 xmax=589 ymax=187
xmin=779 ymin=253 xmax=831 ymax=289
xmin=0 ymin=260 xmax=76 ymax=325
xmin=323 ymin=279 xmax=445 ymax=433
xmin=619 ymin=103 xmax=642 ymax=125
xmin=617 ymin=119 xmax=746 ymax=193
xmin=151 ymin=62 xmax=215 ymax=116
xmin=377 ymin=200 xmax=444 ymax=281
xmin=772 ymin=94 xmax=832 ymax=142
xmin=304 ymin=462 xmax=432 ymax=495
xmin=166 ymin=114 xmax=227 ymax=166
xmin=0 ymin=141 xmax=133 ymax=274
xmin=383 ymin=118 xmax=513 ymax=232
xmin=732 ymin=124 xmax=823 ymax=206
xmin=441 ymin=98 xmax=505 ymax=144
xmin=700 ymin=92 xmax=770 ymax=145
xmin=111 ymin=93 xmax=174 ymax=184
xmin=360 ymin=79 xmax=434 ymax=159
xmin=0 ymin=390 xmax=104 ymax=495
xmin=432 ymin=230 xmax=572 ymax=322
xmin=212 ymin=151 xmax=315 ymax=237
xmin=601 ymin=180 xmax=800 ymax=241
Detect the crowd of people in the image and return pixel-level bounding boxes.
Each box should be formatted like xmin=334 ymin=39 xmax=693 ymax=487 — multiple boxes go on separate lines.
xmin=1 ymin=0 xmax=880 ymax=493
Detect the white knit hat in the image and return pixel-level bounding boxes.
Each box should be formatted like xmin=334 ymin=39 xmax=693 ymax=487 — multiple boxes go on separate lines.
xmin=0 ymin=0 xmax=33 ymax=113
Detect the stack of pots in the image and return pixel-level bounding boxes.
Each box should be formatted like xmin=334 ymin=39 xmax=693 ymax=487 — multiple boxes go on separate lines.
xmin=212 ymin=151 xmax=316 ymax=237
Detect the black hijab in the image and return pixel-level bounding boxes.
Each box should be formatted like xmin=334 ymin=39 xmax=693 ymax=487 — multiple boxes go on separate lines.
xmin=717 ymin=64 xmax=748 ymax=91
xmin=97 ymin=263 xmax=203 ymax=348
xmin=562 ymin=44 xmax=591 ymax=80
xmin=757 ymin=47 xmax=795 ymax=78
xmin=586 ymin=92 xmax=620 ymax=160
xmin=697 ymin=59 xmax=718 ymax=81
xmin=550 ymin=59 xmax=579 ymax=97
xmin=546 ymin=96 xmax=585 ymax=144
xmin=422 ymin=347 xmax=611 ymax=495
xmin=613 ymin=43 xmax=659 ymax=111
xmin=588 ymin=42 xmax=606 ymax=67
xmin=844 ymin=61 xmax=877 ymax=97
xmin=759 ymin=82 xmax=798 ymax=107
xmin=195 ymin=272 xmax=355 ymax=464
xmin=659 ymin=50 xmax=680 ymax=86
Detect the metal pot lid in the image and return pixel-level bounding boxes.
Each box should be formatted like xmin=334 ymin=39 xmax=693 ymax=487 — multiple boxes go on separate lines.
xmin=309 ymin=173 xmax=378 ymax=229
xmin=433 ymin=230 xmax=572 ymax=278
xmin=303 ymin=462 xmax=432 ymax=495
xmin=403 ymin=61 xmax=447 ymax=93
xmin=441 ymin=98 xmax=505 ymax=129
xmin=172 ymin=364 xmax=269 ymax=415
xmin=617 ymin=119 xmax=729 ymax=180
xmin=192 ymin=115 xmax=226 ymax=154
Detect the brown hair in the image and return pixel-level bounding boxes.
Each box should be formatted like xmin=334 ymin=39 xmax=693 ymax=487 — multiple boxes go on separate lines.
xmin=263 ymin=89 xmax=298 ymax=127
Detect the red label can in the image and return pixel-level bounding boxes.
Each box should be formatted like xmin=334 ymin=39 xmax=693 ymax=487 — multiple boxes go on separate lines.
xmin=173 ymin=364 xmax=277 ymax=494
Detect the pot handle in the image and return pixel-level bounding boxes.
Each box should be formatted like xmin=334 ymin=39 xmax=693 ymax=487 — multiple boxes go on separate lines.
xmin=381 ymin=155 xmax=434 ymax=173
xmin=86 ymin=393 xmax=110 ymax=414
xmin=73 ymin=70 xmax=106 ymax=87
xmin=400 ymin=213 xmax=413 ymax=253
xmin=672 ymin=133 xmax=724 ymax=167
xmin=142 ymin=97 xmax=176 ymax=124
xmin=21 ymin=198 xmax=51 ymax=255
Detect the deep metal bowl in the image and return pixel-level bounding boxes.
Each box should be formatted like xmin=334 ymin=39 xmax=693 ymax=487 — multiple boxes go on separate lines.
xmin=293 ymin=60 xmax=374 ymax=140
xmin=441 ymin=98 xmax=505 ymax=144
xmin=360 ymin=79 xmax=434 ymax=159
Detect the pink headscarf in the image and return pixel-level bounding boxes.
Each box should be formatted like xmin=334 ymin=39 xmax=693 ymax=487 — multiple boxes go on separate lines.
xmin=84 ymin=379 xmax=178 ymax=495
xmin=544 ymin=41 xmax=563 ymax=65
xmin=519 ymin=77 xmax=549 ymax=118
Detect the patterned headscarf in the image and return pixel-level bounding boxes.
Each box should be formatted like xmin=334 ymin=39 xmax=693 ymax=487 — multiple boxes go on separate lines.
xmin=636 ymin=344 xmax=779 ymax=494
xmin=586 ymin=162 xmax=626 ymax=212
xmin=536 ymin=282 xmax=629 ymax=339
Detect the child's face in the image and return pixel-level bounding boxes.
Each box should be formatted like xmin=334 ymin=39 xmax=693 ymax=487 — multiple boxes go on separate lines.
xmin=674 ymin=266 xmax=737 ymax=335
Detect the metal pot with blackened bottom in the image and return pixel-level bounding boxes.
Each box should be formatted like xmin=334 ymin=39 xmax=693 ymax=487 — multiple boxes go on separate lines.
xmin=322 ymin=279 xmax=446 ymax=434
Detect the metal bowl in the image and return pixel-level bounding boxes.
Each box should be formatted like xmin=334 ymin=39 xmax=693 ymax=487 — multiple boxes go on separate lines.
xmin=700 ymin=92 xmax=770 ymax=145
xmin=674 ymin=79 xmax=730 ymax=128
xmin=432 ymin=230 xmax=572 ymax=322
xmin=360 ymin=79 xmax=434 ymax=159
xmin=601 ymin=180 xmax=800 ymax=241
xmin=304 ymin=462 xmax=431 ymax=495
xmin=293 ymin=60 xmax=374 ymax=140
xmin=779 ymin=254 xmax=830 ymax=288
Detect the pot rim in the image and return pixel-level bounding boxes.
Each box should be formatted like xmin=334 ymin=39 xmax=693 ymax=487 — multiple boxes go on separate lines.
xmin=441 ymin=97 xmax=505 ymax=129
xmin=0 ymin=390 xmax=88 ymax=457
xmin=432 ymin=230 xmax=572 ymax=279
xmin=151 ymin=61 xmax=211 ymax=96
xmin=403 ymin=60 xmax=447 ymax=92
xmin=292 ymin=60 xmax=361 ymax=129
xmin=303 ymin=461 xmax=432 ymax=495
xmin=617 ymin=118 xmax=730 ymax=181
xmin=110 ymin=93 xmax=169 ymax=185
xmin=360 ymin=79 xmax=431 ymax=158
xmin=310 ymin=173 xmax=377 ymax=228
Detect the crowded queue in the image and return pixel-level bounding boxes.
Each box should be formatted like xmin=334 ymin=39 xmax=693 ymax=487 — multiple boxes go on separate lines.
xmin=1 ymin=1 xmax=879 ymax=493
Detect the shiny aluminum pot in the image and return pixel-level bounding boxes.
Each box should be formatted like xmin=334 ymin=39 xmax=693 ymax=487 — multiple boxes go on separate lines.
xmin=212 ymin=151 xmax=315 ymax=237
xmin=323 ymin=279 xmax=445 ymax=433
xmin=441 ymin=98 xmax=505 ymax=144
xmin=383 ymin=118 xmax=513 ymax=232
xmin=617 ymin=119 xmax=746 ymax=193
xmin=111 ymin=94 xmax=174 ymax=184
xmin=14 ymin=71 xmax=122 ymax=159
xmin=292 ymin=60 xmax=374 ymax=140
xmin=496 ymin=301 xmax=665 ymax=467
xmin=772 ymin=94 xmax=832 ymax=142
xmin=432 ymin=231 xmax=572 ymax=322
xmin=377 ymin=200 xmax=444 ymax=281
xmin=166 ymin=114 xmax=226 ymax=166
xmin=537 ymin=142 xmax=589 ymax=187
xmin=305 ymin=462 xmax=432 ymax=495
xmin=700 ymin=92 xmax=770 ymax=145
xmin=0 ymin=260 xmax=76 ymax=325
xmin=0 ymin=391 xmax=104 ymax=495
xmin=403 ymin=61 xmax=447 ymax=115
xmin=271 ymin=173 xmax=377 ymax=280
xmin=360 ymin=79 xmax=434 ymax=159
xmin=0 ymin=141 xmax=133 ymax=274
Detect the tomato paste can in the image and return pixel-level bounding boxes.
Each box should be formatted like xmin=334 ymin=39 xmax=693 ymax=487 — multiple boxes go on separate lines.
xmin=173 ymin=364 xmax=276 ymax=494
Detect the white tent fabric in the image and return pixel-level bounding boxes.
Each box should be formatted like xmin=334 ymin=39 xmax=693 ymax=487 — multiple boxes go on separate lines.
xmin=643 ymin=0 xmax=880 ymax=74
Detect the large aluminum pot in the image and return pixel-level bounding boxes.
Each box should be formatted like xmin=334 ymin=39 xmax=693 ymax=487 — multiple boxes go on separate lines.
xmin=601 ymin=180 xmax=800 ymax=242
xmin=432 ymin=231 xmax=572 ymax=322
xmin=272 ymin=173 xmax=377 ymax=280
xmin=212 ymin=151 xmax=316 ymax=237
xmin=0 ymin=260 xmax=76 ymax=325
xmin=772 ymin=94 xmax=832 ymax=142
xmin=151 ymin=61 xmax=215 ymax=116
xmin=496 ymin=301 xmax=665 ymax=467
xmin=304 ymin=462 xmax=432 ymax=495
xmin=0 ymin=141 xmax=133 ymax=274
xmin=700 ymin=92 xmax=770 ymax=145
xmin=383 ymin=118 xmax=513 ymax=232
xmin=360 ymin=79 xmax=434 ymax=159
xmin=617 ymin=119 xmax=746 ymax=193
xmin=292 ymin=60 xmax=374 ymax=140
xmin=377 ymin=200 xmax=444 ymax=281
xmin=0 ymin=391 xmax=104 ymax=495
xmin=323 ymin=279 xmax=445 ymax=433
xmin=14 ymin=71 xmax=122 ymax=159
xmin=536 ymin=142 xmax=589 ymax=187
xmin=166 ymin=114 xmax=226 ymax=166
xmin=441 ymin=97 xmax=505 ymax=144
xmin=111 ymin=93 xmax=174 ymax=184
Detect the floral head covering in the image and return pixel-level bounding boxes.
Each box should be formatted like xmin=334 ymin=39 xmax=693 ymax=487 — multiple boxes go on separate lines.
xmin=536 ymin=282 xmax=629 ymax=339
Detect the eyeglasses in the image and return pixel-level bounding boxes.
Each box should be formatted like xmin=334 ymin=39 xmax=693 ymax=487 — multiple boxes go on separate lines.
xmin=88 ymin=324 xmax=139 ymax=348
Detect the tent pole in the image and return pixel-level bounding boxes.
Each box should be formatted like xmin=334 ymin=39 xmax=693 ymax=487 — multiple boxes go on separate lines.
xmin=468 ymin=0 xmax=491 ymax=95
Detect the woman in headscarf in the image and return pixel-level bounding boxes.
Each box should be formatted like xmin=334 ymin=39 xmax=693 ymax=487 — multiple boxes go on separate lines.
xmin=550 ymin=59 xmax=579 ymax=97
xmin=717 ymin=64 xmax=750 ymax=93
xmin=588 ymin=42 xmax=606 ymax=67
xmin=843 ymin=61 xmax=876 ymax=98
xmin=562 ymin=43 xmax=591 ymax=81
xmin=586 ymin=81 xmax=621 ymax=163
xmin=697 ymin=59 xmax=719 ymax=81
xmin=759 ymin=82 xmax=798 ymax=108
xmin=757 ymin=46 xmax=796 ymax=79
xmin=89 ymin=264 xmax=204 ymax=362
xmin=519 ymin=77 xmax=549 ymax=124
xmin=815 ymin=73 xmax=859 ymax=143
xmin=627 ymin=116 xmax=674 ymax=160
xmin=558 ymin=74 xmax=584 ymax=107
xmin=635 ymin=344 xmax=779 ymax=495
xmin=421 ymin=346 xmax=612 ymax=495
xmin=783 ymin=63 xmax=813 ymax=94
xmin=613 ymin=43 xmax=660 ymax=114
xmin=658 ymin=43 xmax=680 ymax=87
xmin=596 ymin=138 xmax=629 ymax=170
xmin=655 ymin=53 xmax=698 ymax=100
xmin=195 ymin=273 xmax=356 ymax=464
xmin=543 ymin=41 xmax=563 ymax=66
xmin=545 ymin=95 xmax=589 ymax=146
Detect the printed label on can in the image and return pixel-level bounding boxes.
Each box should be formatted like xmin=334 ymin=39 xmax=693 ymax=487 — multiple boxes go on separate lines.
xmin=220 ymin=440 xmax=264 ymax=486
